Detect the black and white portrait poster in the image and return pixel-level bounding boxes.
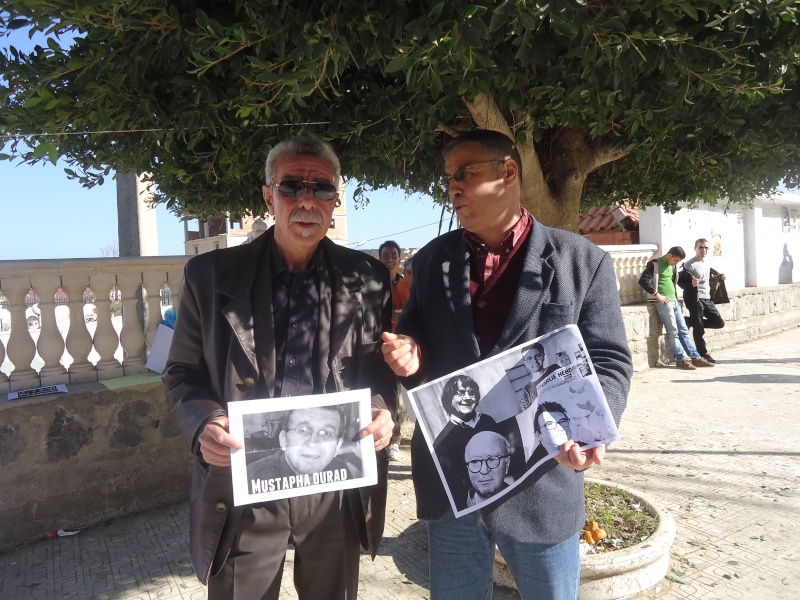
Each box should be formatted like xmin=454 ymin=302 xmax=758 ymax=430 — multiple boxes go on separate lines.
xmin=407 ymin=324 xmax=620 ymax=517
xmin=227 ymin=389 xmax=377 ymax=506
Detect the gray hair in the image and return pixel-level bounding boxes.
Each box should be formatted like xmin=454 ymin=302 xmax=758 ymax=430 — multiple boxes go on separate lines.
xmin=264 ymin=136 xmax=341 ymax=187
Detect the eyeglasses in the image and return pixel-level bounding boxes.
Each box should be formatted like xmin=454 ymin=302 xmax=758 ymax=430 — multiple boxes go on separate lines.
xmin=543 ymin=418 xmax=570 ymax=431
xmin=467 ymin=455 xmax=510 ymax=473
xmin=287 ymin=426 xmax=339 ymax=442
xmin=273 ymin=180 xmax=338 ymax=201
xmin=438 ymin=159 xmax=508 ymax=192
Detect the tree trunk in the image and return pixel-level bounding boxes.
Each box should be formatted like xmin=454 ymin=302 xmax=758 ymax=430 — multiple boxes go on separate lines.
xmin=463 ymin=93 xmax=628 ymax=232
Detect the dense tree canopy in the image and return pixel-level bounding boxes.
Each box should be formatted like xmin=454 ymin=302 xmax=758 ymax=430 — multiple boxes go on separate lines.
xmin=1 ymin=1 xmax=799 ymax=229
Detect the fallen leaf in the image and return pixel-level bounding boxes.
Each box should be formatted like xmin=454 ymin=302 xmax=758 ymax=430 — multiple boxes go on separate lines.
xmin=668 ymin=572 xmax=691 ymax=585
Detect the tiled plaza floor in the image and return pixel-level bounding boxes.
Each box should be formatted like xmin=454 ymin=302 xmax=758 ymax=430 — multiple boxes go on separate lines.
xmin=2 ymin=327 xmax=798 ymax=599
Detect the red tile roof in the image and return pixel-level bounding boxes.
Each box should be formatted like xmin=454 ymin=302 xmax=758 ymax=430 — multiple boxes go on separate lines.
xmin=578 ymin=204 xmax=639 ymax=234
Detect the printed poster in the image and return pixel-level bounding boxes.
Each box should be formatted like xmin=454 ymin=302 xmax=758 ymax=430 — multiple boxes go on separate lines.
xmin=228 ymin=389 xmax=377 ymax=506
xmin=407 ymin=325 xmax=620 ymax=517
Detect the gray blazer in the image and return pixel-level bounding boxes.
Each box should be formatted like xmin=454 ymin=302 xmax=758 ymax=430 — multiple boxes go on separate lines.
xmin=398 ymin=219 xmax=632 ymax=545
xmin=163 ymin=228 xmax=398 ymax=583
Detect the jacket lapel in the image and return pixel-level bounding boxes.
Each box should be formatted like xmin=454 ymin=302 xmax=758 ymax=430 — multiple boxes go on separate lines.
xmin=218 ymin=231 xmax=276 ymax=395
xmin=320 ymin=241 xmax=361 ymax=389
xmin=442 ymin=236 xmax=481 ymax=357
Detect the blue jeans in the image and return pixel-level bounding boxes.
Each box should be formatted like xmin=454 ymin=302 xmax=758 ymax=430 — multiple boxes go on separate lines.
xmin=654 ymin=300 xmax=700 ymax=361
xmin=427 ymin=511 xmax=580 ymax=600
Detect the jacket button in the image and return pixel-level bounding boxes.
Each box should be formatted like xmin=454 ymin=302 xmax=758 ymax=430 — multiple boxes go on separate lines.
xmin=243 ymin=377 xmax=255 ymax=387
xmin=215 ymin=502 xmax=227 ymax=513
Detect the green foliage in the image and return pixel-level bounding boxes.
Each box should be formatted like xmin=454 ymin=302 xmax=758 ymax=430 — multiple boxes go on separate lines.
xmin=1 ymin=0 xmax=799 ymax=218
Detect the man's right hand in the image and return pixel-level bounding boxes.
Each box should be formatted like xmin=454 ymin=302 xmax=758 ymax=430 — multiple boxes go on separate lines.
xmin=198 ymin=416 xmax=243 ymax=467
xmin=381 ymin=331 xmax=421 ymax=377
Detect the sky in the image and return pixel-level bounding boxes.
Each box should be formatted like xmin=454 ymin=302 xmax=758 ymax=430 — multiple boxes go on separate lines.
xmin=0 ymin=24 xmax=450 ymax=261
xmin=0 ymin=158 xmax=448 ymax=260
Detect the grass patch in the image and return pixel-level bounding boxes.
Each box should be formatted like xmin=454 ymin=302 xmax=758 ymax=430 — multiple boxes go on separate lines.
xmin=583 ymin=482 xmax=658 ymax=552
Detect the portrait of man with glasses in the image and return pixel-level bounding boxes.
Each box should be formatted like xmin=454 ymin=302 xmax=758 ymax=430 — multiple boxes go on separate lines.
xmin=463 ymin=431 xmax=514 ymax=510
xmin=533 ymin=401 xmax=574 ymax=457
xmin=246 ymin=405 xmax=362 ymax=480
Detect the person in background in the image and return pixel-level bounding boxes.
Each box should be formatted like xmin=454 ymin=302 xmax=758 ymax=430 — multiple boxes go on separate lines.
xmin=679 ymin=238 xmax=725 ymax=363
xmin=639 ymin=246 xmax=714 ymax=370
xmin=403 ymin=256 xmax=415 ymax=289
xmin=380 ymin=240 xmax=410 ymax=461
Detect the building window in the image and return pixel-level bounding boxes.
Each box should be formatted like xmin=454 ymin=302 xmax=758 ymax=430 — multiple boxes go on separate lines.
xmin=330 ymin=219 xmax=335 ymax=230
xmin=193 ymin=245 xmax=199 ymax=254
xmin=214 ymin=242 xmax=220 ymax=250
xmin=230 ymin=219 xmax=242 ymax=230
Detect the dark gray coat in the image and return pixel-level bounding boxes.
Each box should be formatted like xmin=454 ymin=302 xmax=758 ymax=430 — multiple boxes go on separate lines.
xmin=163 ymin=228 xmax=398 ymax=583
xmin=398 ymin=219 xmax=632 ymax=545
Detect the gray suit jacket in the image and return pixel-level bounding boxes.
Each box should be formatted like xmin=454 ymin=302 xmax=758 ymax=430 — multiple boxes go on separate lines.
xmin=398 ymin=219 xmax=632 ymax=545
xmin=163 ymin=228 xmax=398 ymax=583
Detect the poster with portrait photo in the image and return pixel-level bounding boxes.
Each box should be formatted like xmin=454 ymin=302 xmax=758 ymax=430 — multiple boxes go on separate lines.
xmin=227 ymin=389 xmax=377 ymax=506
xmin=407 ymin=324 xmax=620 ymax=518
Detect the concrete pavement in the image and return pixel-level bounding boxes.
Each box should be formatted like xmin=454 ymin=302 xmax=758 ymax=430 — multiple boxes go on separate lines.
xmin=1 ymin=326 xmax=798 ymax=599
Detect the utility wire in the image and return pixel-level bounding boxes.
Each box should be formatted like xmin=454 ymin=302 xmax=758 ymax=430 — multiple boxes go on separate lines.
xmin=347 ymin=220 xmax=445 ymax=247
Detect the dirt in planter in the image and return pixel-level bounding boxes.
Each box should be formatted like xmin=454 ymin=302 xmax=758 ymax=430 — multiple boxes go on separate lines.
xmin=583 ymin=482 xmax=658 ymax=552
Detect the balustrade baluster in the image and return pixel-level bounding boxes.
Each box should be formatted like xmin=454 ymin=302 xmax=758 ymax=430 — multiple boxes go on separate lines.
xmin=166 ymin=268 xmax=183 ymax=311
xmin=142 ymin=271 xmax=168 ymax=350
xmin=0 ymin=305 xmax=8 ymax=394
xmin=117 ymin=272 xmax=147 ymax=375
xmin=2 ymin=277 xmax=40 ymax=392
xmin=61 ymin=274 xmax=97 ymax=383
xmin=29 ymin=275 xmax=68 ymax=386
xmin=89 ymin=273 xmax=124 ymax=379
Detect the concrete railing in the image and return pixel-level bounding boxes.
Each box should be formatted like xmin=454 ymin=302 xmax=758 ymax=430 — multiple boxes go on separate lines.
xmin=599 ymin=244 xmax=658 ymax=305
xmin=0 ymin=256 xmax=189 ymax=393
xmin=0 ymin=245 xmax=689 ymax=393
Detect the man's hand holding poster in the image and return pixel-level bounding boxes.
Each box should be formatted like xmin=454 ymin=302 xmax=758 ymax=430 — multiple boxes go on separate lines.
xmin=227 ymin=389 xmax=378 ymax=506
xmin=407 ymin=324 xmax=620 ymax=517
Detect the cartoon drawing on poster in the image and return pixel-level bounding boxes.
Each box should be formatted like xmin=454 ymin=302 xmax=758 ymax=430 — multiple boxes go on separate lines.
xmin=712 ymin=233 xmax=722 ymax=257
xmin=227 ymin=389 xmax=377 ymax=506
xmin=407 ymin=325 xmax=620 ymax=517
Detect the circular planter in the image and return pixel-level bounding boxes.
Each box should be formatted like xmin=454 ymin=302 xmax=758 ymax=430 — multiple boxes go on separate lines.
xmin=493 ymin=479 xmax=676 ymax=600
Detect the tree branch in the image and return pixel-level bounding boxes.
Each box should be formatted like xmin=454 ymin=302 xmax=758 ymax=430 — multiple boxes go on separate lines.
xmin=591 ymin=145 xmax=629 ymax=170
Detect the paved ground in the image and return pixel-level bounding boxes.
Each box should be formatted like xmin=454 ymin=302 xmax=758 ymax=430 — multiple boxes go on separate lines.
xmin=1 ymin=327 xmax=799 ymax=599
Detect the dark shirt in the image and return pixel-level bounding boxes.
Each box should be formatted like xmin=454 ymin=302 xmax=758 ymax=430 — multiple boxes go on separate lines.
xmin=464 ymin=210 xmax=533 ymax=355
xmin=269 ymin=242 xmax=322 ymax=398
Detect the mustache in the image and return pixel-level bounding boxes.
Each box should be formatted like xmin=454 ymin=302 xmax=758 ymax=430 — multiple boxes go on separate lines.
xmin=289 ymin=209 xmax=323 ymax=225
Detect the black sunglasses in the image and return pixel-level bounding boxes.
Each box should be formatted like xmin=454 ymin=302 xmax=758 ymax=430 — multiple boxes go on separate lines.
xmin=438 ymin=159 xmax=508 ymax=192
xmin=273 ymin=180 xmax=338 ymax=201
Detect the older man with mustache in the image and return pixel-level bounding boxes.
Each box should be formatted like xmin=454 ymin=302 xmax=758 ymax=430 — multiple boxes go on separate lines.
xmin=164 ymin=136 xmax=398 ymax=600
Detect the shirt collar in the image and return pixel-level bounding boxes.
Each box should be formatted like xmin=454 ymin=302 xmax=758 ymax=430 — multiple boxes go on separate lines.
xmin=463 ymin=208 xmax=531 ymax=254
xmin=270 ymin=237 xmax=323 ymax=283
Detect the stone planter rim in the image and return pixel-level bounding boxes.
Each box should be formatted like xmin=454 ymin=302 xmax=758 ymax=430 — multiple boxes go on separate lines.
xmin=580 ymin=477 xmax=676 ymax=579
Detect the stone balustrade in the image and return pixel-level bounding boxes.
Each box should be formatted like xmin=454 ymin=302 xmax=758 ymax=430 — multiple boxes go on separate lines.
xmin=0 ymin=256 xmax=189 ymax=393
xmin=599 ymin=244 xmax=658 ymax=305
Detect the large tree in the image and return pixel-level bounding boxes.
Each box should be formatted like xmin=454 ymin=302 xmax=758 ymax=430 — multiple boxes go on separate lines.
xmin=1 ymin=1 xmax=799 ymax=229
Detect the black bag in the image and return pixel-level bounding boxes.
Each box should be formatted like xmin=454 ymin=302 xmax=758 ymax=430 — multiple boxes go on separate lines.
xmin=710 ymin=275 xmax=729 ymax=304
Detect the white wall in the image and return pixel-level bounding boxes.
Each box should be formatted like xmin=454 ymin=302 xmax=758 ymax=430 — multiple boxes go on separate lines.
xmin=755 ymin=203 xmax=800 ymax=286
xmin=639 ymin=205 xmax=746 ymax=290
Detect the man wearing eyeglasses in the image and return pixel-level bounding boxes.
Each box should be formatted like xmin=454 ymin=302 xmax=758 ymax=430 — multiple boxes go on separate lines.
xmin=247 ymin=406 xmax=361 ymax=480
xmin=464 ymin=431 xmax=513 ymax=508
xmin=164 ymin=136 xmax=397 ymax=600
xmin=382 ymin=129 xmax=632 ymax=600
xmin=678 ymin=238 xmax=726 ymax=363
xmin=533 ymin=402 xmax=574 ymax=456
